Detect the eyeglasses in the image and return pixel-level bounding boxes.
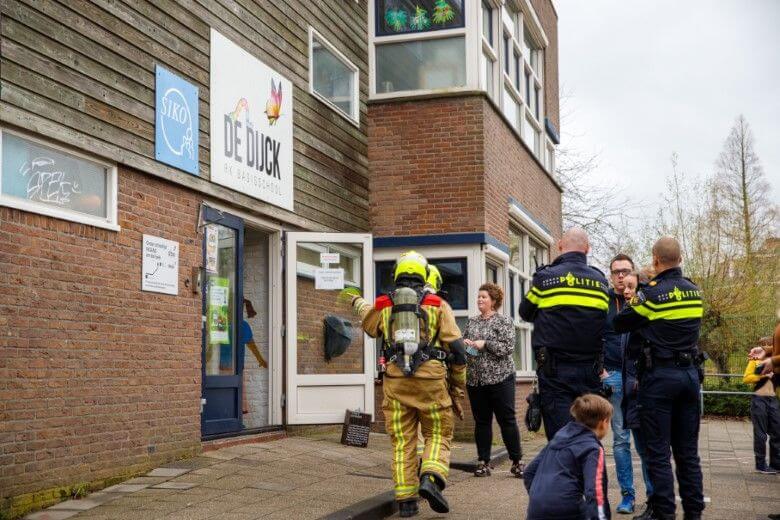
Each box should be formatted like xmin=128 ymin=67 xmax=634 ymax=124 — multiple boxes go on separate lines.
xmin=610 ymin=269 xmax=632 ymax=276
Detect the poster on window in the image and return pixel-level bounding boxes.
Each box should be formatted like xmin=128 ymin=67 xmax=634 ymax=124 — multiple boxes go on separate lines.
xmin=205 ymin=225 xmax=218 ymax=273
xmin=209 ymin=29 xmax=294 ymax=211
xmin=376 ymin=0 xmax=464 ymax=36
xmin=208 ymin=277 xmax=230 ymax=344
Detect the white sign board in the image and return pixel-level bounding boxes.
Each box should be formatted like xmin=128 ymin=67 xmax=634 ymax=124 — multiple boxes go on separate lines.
xmin=315 ymin=268 xmax=345 ymax=290
xmin=320 ymin=252 xmax=340 ymax=265
xmin=210 ymin=29 xmax=294 ymax=211
xmin=142 ymin=235 xmax=179 ymax=295
xmin=205 ymin=225 xmax=218 ymax=273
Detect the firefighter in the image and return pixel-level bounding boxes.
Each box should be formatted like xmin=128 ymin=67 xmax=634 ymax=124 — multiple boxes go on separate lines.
xmin=614 ymin=237 xmax=705 ymax=520
xmin=519 ymin=227 xmax=610 ymax=441
xmin=347 ymin=251 xmax=467 ymax=517
xmin=425 ymin=264 xmax=443 ymax=294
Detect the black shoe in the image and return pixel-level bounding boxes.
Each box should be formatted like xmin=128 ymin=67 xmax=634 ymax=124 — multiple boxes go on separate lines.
xmin=633 ymin=502 xmax=671 ymax=520
xmin=510 ymin=461 xmax=524 ymax=479
xmin=419 ymin=473 xmax=449 ymax=513
xmin=398 ymin=499 xmax=419 ymax=517
xmin=683 ymin=514 xmax=702 ymax=520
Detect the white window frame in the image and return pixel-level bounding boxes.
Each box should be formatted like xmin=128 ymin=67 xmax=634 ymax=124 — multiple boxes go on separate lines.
xmin=0 ymin=127 xmax=119 ymax=231
xmin=296 ymin=242 xmax=362 ymax=287
xmin=308 ymin=27 xmax=360 ymax=126
xmin=369 ymin=0 xmax=477 ymax=99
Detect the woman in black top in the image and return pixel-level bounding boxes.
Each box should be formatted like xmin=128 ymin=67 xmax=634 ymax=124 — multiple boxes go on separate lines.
xmin=464 ymin=283 xmax=523 ymax=477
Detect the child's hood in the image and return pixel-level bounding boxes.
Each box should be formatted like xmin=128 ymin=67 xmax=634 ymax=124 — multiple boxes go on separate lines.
xmin=547 ymin=421 xmax=601 ymax=455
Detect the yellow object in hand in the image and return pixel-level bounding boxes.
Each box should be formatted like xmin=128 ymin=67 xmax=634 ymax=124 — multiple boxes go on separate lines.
xmin=337 ymin=286 xmax=362 ymax=305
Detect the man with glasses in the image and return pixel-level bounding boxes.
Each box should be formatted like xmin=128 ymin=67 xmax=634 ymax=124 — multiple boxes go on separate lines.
xmin=604 ymin=254 xmax=638 ymax=514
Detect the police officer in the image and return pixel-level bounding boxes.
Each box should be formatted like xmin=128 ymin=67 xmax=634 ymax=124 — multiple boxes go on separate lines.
xmin=519 ymin=228 xmax=609 ymax=441
xmin=348 ymin=251 xmax=467 ymax=517
xmin=614 ymin=237 xmax=704 ymax=520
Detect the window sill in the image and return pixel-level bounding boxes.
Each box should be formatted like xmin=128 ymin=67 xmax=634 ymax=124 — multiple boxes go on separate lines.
xmin=0 ymin=196 xmax=120 ymax=232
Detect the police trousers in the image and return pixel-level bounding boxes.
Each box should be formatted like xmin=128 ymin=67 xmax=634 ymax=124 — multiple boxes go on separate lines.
xmin=537 ymin=361 xmax=601 ymax=441
xmin=382 ymin=361 xmax=454 ymax=501
xmin=638 ymin=366 xmax=703 ymax=516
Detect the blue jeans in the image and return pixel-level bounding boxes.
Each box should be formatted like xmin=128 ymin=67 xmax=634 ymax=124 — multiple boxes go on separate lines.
xmin=604 ymin=370 xmax=635 ymax=498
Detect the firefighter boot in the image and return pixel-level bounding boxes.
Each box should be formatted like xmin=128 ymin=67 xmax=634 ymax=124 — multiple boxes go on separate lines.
xmin=419 ymin=473 xmax=449 ymax=513
xmin=398 ymin=499 xmax=419 ymax=518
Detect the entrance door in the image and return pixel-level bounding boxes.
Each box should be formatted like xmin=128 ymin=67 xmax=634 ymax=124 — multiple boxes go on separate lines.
xmin=285 ymin=232 xmax=374 ymax=424
xmin=201 ymin=207 xmax=244 ymax=436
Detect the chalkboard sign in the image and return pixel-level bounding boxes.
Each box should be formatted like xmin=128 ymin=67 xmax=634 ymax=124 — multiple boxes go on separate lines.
xmin=341 ymin=409 xmax=371 ymax=448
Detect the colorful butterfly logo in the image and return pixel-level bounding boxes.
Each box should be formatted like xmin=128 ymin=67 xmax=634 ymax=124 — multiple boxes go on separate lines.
xmin=265 ymin=79 xmax=282 ymax=125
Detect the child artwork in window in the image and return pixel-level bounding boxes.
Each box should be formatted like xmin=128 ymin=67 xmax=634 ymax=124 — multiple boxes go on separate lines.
xmin=410 ymin=6 xmax=431 ymax=31
xmin=377 ymin=0 xmax=464 ymax=36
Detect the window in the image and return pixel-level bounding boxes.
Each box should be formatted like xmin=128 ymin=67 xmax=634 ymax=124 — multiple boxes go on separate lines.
xmin=502 ymin=87 xmax=518 ymax=129
xmin=310 ymin=29 xmax=359 ymax=123
xmin=507 ymin=225 xmax=549 ymax=376
xmin=513 ymin=51 xmax=521 ymax=90
xmin=534 ymin=86 xmax=540 ymax=119
xmin=376 ymin=37 xmax=466 ymax=93
xmin=297 ymin=243 xmax=361 ymax=286
xmin=503 ymin=33 xmax=510 ymax=74
xmin=480 ymin=2 xmax=497 ymax=97
xmin=481 ymin=1 xmax=493 ymax=43
xmin=0 ymin=129 xmax=117 ymax=230
xmin=486 ymin=263 xmax=498 ymax=284
xmin=375 ymin=257 xmax=468 ymax=310
xmin=376 ymin=0 xmax=465 ymax=36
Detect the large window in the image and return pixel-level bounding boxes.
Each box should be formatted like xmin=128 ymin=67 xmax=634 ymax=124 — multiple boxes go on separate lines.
xmin=507 ymin=225 xmax=549 ymax=376
xmin=376 ymin=37 xmax=466 ymax=94
xmin=310 ymin=28 xmax=359 ymax=124
xmin=0 ymin=129 xmax=117 ymax=230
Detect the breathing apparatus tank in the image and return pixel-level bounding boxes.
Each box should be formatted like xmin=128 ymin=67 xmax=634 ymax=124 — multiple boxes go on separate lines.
xmin=392 ymin=286 xmax=422 ymax=376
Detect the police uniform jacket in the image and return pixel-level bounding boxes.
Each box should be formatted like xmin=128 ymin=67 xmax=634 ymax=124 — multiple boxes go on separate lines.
xmin=613 ymin=267 xmax=703 ymax=358
xmin=518 ymin=251 xmax=610 ymax=363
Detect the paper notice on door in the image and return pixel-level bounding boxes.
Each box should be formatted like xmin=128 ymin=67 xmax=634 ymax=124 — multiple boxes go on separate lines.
xmin=315 ymin=268 xmax=345 ymax=290
xmin=205 ymin=225 xmax=218 ymax=273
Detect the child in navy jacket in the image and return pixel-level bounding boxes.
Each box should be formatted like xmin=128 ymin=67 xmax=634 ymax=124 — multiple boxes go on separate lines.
xmin=524 ymin=394 xmax=612 ymax=520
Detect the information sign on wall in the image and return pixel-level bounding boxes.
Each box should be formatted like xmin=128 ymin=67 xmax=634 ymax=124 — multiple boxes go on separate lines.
xmin=209 ymin=29 xmax=294 ymax=211
xmin=155 ymin=66 xmax=199 ymax=175
xmin=142 ymin=234 xmax=179 ymax=295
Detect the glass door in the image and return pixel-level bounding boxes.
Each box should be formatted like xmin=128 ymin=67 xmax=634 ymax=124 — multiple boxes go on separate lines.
xmin=285 ymin=232 xmax=374 ymax=424
xmin=201 ymin=207 xmax=244 ymax=436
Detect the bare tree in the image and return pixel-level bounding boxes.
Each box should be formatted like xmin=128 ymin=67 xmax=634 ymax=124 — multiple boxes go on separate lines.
xmin=714 ymin=115 xmax=777 ymax=263
xmin=555 ymin=89 xmax=633 ymax=265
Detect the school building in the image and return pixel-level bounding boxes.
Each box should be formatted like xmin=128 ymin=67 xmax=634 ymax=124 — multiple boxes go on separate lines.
xmin=0 ymin=0 xmax=561 ymax=515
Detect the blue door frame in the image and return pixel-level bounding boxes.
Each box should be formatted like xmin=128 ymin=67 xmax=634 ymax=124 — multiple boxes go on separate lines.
xmin=201 ymin=206 xmax=244 ymax=437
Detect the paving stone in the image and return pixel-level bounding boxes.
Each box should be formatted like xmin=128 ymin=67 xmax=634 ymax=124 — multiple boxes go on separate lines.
xmin=24 ymin=511 xmax=81 ymax=520
xmin=102 ymin=483 xmax=149 ymax=493
xmin=147 ymin=468 xmax=191 ymax=477
xmin=47 ymin=499 xmax=104 ymax=511
xmin=151 ymin=482 xmax=199 ymax=490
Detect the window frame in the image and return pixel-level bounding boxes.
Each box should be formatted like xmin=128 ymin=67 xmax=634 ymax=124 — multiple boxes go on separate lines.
xmin=295 ymin=242 xmax=362 ymax=287
xmin=0 ymin=127 xmax=119 ymax=231
xmin=308 ymin=27 xmax=361 ymax=126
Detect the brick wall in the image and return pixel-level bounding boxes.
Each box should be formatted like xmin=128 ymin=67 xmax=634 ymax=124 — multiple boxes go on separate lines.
xmin=0 ymin=167 xmax=202 ymax=501
xmin=368 ymin=95 xmax=561 ymax=246
xmin=531 ymin=0 xmax=560 ymax=133
xmin=295 ymin=278 xmax=364 ymax=375
xmin=243 ymin=230 xmax=270 ymax=429
xmin=482 ymin=98 xmax=563 ymax=245
xmin=367 ymin=97 xmax=486 ymax=237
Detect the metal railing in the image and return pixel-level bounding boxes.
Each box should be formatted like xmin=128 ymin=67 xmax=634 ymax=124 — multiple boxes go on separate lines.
xmin=700 ymin=373 xmax=753 ymax=417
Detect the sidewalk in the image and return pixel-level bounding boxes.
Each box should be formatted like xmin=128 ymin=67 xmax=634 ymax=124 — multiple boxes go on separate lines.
xmin=23 ymin=428 xmax=538 ymax=520
xmin=23 ymin=419 xmax=780 ymax=520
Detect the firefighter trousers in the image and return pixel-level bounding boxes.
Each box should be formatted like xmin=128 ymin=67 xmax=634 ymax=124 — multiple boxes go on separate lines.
xmin=382 ymin=363 xmax=454 ymax=502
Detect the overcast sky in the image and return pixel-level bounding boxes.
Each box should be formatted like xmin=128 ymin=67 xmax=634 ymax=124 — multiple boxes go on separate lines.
xmin=557 ymin=1 xmax=780 ymax=219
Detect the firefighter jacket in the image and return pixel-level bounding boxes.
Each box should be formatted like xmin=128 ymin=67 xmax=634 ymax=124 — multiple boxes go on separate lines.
xmin=352 ymin=290 xmax=467 ymax=392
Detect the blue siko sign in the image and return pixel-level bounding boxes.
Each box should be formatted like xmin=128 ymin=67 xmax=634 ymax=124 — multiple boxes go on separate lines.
xmin=155 ymin=65 xmax=199 ymax=175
